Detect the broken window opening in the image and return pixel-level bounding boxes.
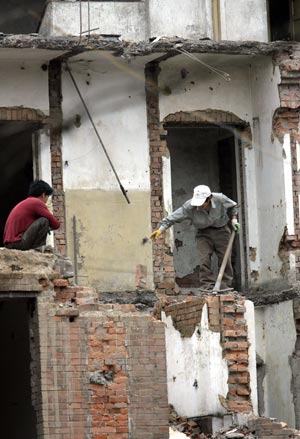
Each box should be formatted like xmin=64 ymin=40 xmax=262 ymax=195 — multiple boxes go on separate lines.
xmin=164 ymin=125 xmax=243 ymax=292
xmin=0 ymin=298 xmax=38 ymax=439
xmin=0 ymin=121 xmax=41 ymax=246
xmin=268 ymin=0 xmax=300 ymax=41
xmin=1 ymin=0 xmax=46 ymax=34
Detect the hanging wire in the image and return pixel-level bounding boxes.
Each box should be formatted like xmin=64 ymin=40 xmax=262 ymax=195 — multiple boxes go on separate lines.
xmin=176 ymin=47 xmax=231 ymax=82
xmin=65 ymin=63 xmax=130 ymax=204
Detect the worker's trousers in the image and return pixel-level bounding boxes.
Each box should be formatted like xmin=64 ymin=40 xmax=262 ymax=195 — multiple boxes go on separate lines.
xmin=196 ymin=224 xmax=233 ymax=290
xmin=5 ymin=217 xmax=49 ymax=251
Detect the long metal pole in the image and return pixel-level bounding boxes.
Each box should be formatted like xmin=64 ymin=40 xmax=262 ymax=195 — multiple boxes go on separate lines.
xmin=66 ymin=64 xmax=130 ymax=204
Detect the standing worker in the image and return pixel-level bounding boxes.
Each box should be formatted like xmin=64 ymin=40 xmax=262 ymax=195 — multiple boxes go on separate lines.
xmin=3 ymin=180 xmax=60 ymax=251
xmin=150 ymin=184 xmax=240 ymax=290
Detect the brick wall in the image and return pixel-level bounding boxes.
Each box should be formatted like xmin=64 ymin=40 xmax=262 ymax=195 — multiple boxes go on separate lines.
xmin=274 ymin=57 xmax=300 ymax=280
xmin=248 ymin=417 xmax=298 ymax=439
xmin=164 ymin=293 xmax=252 ymax=413
xmin=0 ymin=250 xmax=169 ymax=439
xmin=145 ymin=62 xmax=176 ymax=295
xmin=39 ymin=279 xmax=169 ymax=439
xmin=49 ymin=60 xmax=66 ymax=256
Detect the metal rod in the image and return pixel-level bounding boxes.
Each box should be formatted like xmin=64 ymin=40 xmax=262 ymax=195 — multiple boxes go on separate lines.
xmin=80 ymin=27 xmax=99 ymax=35
xmin=66 ymin=64 xmax=130 ymax=204
xmin=72 ymin=215 xmax=78 ymax=285
xmin=87 ymin=0 xmax=91 ymax=37
xmin=79 ymin=0 xmax=82 ymax=41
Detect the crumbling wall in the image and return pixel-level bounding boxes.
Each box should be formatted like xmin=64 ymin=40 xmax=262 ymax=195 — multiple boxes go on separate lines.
xmin=255 ymin=300 xmax=297 ymax=427
xmin=161 ymin=293 xmax=255 ymax=418
xmin=0 ymin=249 xmax=169 ymax=439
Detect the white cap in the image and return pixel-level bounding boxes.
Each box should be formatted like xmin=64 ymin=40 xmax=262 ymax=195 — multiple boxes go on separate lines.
xmin=191 ymin=185 xmax=211 ymax=206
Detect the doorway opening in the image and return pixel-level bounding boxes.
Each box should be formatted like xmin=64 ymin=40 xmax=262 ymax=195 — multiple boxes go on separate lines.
xmin=0 ymin=298 xmax=38 ymax=439
xmin=0 ymin=121 xmax=41 ymax=246
xmin=165 ymin=125 xmax=242 ymax=291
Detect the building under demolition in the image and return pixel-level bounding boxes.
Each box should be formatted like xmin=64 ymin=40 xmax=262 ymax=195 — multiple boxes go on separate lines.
xmin=1 ymin=0 xmax=300 ymax=438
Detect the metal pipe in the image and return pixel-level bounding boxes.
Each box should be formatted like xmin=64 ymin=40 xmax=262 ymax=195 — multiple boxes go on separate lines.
xmin=72 ymin=215 xmax=78 ymax=284
xmin=65 ymin=64 xmax=130 ymax=204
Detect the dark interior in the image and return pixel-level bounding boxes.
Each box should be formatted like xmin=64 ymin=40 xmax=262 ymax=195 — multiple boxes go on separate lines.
xmin=0 ymin=0 xmax=46 ymax=34
xmin=269 ymin=0 xmax=292 ymax=41
xmin=166 ymin=125 xmax=241 ymax=291
xmin=0 ymin=122 xmax=38 ymax=246
xmin=0 ymin=299 xmax=37 ymax=439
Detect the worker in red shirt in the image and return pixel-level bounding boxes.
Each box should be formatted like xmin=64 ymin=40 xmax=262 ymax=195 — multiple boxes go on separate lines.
xmin=4 ymin=180 xmax=60 ymax=251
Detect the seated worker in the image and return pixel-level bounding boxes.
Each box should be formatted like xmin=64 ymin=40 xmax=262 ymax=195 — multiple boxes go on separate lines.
xmin=3 ymin=179 xmax=60 ymax=251
xmin=150 ymin=184 xmax=240 ymax=290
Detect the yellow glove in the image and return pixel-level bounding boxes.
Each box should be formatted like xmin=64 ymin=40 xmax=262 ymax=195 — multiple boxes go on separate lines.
xmin=150 ymin=229 xmax=163 ymax=240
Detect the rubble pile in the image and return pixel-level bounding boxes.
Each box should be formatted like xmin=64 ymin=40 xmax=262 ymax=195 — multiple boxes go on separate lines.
xmin=169 ymin=405 xmax=300 ymax=439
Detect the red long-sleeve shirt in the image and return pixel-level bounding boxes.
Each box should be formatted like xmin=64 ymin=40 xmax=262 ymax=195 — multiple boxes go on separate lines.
xmin=4 ymin=197 xmax=60 ymax=243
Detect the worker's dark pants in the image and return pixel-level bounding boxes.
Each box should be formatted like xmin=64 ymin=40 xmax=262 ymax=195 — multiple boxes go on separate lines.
xmin=196 ymin=225 xmax=233 ymax=290
xmin=5 ymin=217 xmax=49 ymax=251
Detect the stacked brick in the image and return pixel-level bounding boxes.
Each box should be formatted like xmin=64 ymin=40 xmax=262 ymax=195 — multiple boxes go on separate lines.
xmin=164 ymin=294 xmax=252 ymax=414
xmin=49 ymin=60 xmax=66 ymax=256
xmin=219 ymin=294 xmax=252 ymax=413
xmin=164 ymin=297 xmax=204 ymax=337
xmin=87 ymin=309 xmax=129 ymax=439
xmin=248 ymin=417 xmax=300 ymax=439
xmin=125 ymin=315 xmax=169 ymax=439
xmin=145 ymin=62 xmax=175 ymax=294
xmin=274 ymin=57 xmax=300 ymax=271
xmin=0 ymin=106 xmax=46 ymax=122
xmin=0 ymin=250 xmax=169 ymax=439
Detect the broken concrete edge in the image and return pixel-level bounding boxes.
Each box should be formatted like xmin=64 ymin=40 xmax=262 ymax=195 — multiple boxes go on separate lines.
xmin=0 ymin=34 xmax=298 ymax=57
xmin=243 ymin=286 xmax=300 ymax=306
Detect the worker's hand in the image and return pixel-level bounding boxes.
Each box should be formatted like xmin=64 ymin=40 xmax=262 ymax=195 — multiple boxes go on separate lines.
xmin=150 ymin=229 xmax=163 ymax=240
xmin=231 ymin=218 xmax=241 ymax=234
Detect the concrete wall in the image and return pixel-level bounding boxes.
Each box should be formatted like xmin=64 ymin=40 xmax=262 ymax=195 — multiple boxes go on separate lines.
xmin=40 ymin=0 xmax=268 ymax=42
xmin=61 ymin=55 xmax=153 ymax=291
xmin=158 ymin=54 xmax=285 ymax=290
xmin=0 ymin=61 xmax=49 ymax=113
xmin=162 ymin=303 xmax=228 ymax=417
xmin=248 ymin=58 xmax=284 ymax=287
xmin=255 ymin=301 xmax=297 ymax=427
xmin=149 ymin=0 xmax=213 ymax=40
xmin=219 ymin=0 xmax=268 ymax=42
xmin=39 ymin=1 xmax=147 ymax=39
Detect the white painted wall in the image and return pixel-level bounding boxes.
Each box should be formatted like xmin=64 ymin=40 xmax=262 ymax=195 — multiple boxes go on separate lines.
xmin=159 ymin=54 xmax=286 ymax=289
xmin=245 ymin=300 xmax=258 ymax=415
xmin=61 ymin=54 xmax=150 ymax=191
xmin=163 ymin=300 xmax=257 ymax=417
xmin=255 ymin=301 xmax=296 ymax=427
xmin=0 ymin=62 xmax=49 ymax=114
xmin=162 ymin=304 xmax=228 ymax=417
xmin=249 ymin=59 xmax=284 ymax=287
xmin=40 ymin=0 xmax=268 ymax=42
xmin=39 ymin=1 xmax=147 ymax=39
xmin=149 ymin=0 xmax=213 ymax=40
xmin=283 ymin=134 xmax=295 ymax=235
xmin=219 ymin=0 xmax=268 ymax=42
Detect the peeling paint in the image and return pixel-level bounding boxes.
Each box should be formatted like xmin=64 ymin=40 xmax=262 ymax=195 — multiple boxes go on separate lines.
xmin=249 ymin=247 xmax=257 ymax=262
xmin=250 ymin=270 xmax=259 ymax=281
